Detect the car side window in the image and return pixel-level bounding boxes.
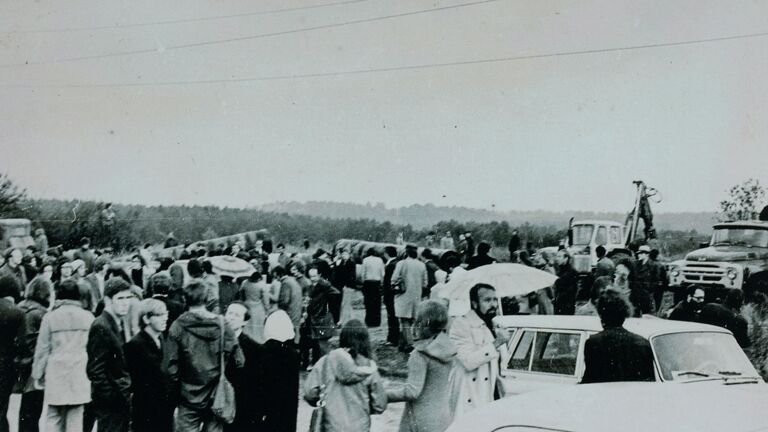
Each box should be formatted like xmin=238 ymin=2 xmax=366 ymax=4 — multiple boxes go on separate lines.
xmin=530 ymin=332 xmax=580 ymax=375
xmin=508 ymin=331 xmax=534 ymax=371
xmin=595 ymin=226 xmax=608 ymax=246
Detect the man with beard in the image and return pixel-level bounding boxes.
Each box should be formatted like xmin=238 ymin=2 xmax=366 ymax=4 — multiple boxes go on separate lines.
xmin=448 ymin=283 xmax=510 ymax=419
xmin=668 ymin=286 xmax=705 ymax=322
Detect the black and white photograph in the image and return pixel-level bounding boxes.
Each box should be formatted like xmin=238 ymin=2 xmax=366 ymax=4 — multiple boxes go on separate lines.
xmin=1 ymin=1 xmax=767 ymax=431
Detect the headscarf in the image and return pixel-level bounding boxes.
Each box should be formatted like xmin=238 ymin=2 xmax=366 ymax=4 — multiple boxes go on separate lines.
xmin=264 ymin=309 xmax=295 ymax=342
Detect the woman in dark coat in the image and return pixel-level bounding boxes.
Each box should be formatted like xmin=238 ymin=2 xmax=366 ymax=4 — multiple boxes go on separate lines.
xmin=124 ymin=299 xmax=174 ymax=432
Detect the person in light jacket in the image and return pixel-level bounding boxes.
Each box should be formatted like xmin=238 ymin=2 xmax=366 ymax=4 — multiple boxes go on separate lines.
xmin=392 ymin=246 xmax=428 ymax=352
xmin=387 ymin=300 xmax=457 ymax=432
xmin=304 ymin=319 xmax=387 ymax=432
xmin=32 ymin=280 xmax=95 ymax=432
xmin=448 ymin=284 xmax=510 ymax=419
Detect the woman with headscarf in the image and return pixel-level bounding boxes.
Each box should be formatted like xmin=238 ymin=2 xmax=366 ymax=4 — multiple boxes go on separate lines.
xmin=387 ymin=300 xmax=456 ymax=432
xmin=261 ymin=310 xmax=300 ymax=432
xmin=304 ymin=319 xmax=387 ymax=432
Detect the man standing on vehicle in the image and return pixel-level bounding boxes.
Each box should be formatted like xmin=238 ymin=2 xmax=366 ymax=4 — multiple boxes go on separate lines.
xmin=580 ymin=289 xmax=655 ymax=384
xmin=449 ymin=283 xmax=510 ymax=419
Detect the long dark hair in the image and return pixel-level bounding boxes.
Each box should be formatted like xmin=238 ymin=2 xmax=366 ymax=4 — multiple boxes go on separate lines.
xmin=339 ymin=319 xmax=371 ymax=359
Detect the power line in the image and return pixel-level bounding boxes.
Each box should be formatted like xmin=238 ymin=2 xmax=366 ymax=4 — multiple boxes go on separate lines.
xmin=0 ymin=0 xmax=503 ymax=68
xmin=2 ymin=29 xmax=766 ymax=89
xmin=6 ymin=0 xmax=373 ymax=34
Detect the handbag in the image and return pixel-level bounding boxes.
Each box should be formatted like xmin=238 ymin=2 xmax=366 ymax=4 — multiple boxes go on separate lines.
xmin=211 ymin=317 xmax=236 ymax=424
xmin=308 ymin=358 xmax=330 ymax=432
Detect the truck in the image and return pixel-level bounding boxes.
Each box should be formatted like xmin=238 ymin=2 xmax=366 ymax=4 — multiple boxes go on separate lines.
xmin=566 ymin=180 xmax=660 ymax=273
xmin=0 ymin=218 xmax=35 ymax=252
xmin=668 ymin=219 xmax=768 ymax=299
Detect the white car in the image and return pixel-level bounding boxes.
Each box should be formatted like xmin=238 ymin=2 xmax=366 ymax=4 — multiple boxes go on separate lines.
xmin=494 ymin=315 xmax=762 ymax=397
xmin=446 ymin=382 xmax=768 ymax=432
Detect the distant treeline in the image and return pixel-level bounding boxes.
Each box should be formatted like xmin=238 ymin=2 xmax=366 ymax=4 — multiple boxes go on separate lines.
xmin=8 ymin=199 xmax=708 ymax=259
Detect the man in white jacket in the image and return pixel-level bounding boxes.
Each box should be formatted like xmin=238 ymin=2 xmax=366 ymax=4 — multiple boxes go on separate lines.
xmin=448 ymin=283 xmax=510 ymax=419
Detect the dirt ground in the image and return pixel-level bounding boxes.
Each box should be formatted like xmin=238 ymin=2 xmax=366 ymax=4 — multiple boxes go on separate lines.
xmin=6 ymin=290 xmax=408 ymax=432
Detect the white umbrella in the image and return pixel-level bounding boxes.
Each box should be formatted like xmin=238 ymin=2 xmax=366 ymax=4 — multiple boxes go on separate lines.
xmin=439 ymin=263 xmax=557 ymax=306
xmin=207 ymin=255 xmax=256 ymax=279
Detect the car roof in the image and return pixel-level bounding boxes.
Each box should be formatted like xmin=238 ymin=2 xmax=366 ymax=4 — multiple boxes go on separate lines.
xmin=714 ymin=220 xmax=768 ymax=230
xmin=446 ymin=382 xmax=768 ymax=432
xmin=493 ymin=315 xmax=731 ymax=338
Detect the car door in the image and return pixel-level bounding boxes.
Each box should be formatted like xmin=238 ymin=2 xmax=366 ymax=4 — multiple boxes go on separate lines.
xmin=498 ymin=329 xmax=585 ymax=397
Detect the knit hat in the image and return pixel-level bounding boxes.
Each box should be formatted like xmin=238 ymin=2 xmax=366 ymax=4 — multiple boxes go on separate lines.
xmin=264 ymin=310 xmax=295 ymax=342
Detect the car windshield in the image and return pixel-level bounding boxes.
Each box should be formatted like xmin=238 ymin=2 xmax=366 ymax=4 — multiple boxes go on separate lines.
xmin=711 ymin=228 xmax=768 ymax=248
xmin=571 ymin=225 xmax=593 ymax=246
xmin=652 ymin=332 xmax=759 ymax=381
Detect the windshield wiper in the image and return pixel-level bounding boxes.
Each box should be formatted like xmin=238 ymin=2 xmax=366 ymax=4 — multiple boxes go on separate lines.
xmin=717 ymin=370 xmax=742 ymax=376
xmin=712 ymin=242 xmax=730 ymax=246
xmin=676 ymin=371 xmax=710 ymax=377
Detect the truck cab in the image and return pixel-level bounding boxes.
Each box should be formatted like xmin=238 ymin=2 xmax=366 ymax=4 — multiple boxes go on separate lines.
xmin=567 ymin=220 xmax=630 ymax=273
xmin=669 ymin=220 xmax=768 ymax=298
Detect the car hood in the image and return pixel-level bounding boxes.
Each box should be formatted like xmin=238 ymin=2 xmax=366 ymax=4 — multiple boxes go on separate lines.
xmin=446 ymin=382 xmax=768 ymax=432
xmin=685 ymin=246 xmax=768 ymax=263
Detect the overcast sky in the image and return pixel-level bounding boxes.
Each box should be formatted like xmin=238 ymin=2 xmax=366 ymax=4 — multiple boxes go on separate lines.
xmin=0 ymin=0 xmax=766 ymax=213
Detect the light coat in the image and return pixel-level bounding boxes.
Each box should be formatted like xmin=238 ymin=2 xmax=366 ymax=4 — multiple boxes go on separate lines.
xmin=392 ymin=258 xmax=427 ymax=319
xmin=32 ymin=301 xmax=94 ymax=405
xmin=448 ymin=310 xmax=505 ymax=419
xmin=387 ymin=332 xmax=457 ymax=432
xmin=304 ymin=348 xmax=387 ymax=432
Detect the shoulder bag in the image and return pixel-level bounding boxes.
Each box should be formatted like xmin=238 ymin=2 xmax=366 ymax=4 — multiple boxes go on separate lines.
xmin=212 ymin=317 xmax=236 ymax=424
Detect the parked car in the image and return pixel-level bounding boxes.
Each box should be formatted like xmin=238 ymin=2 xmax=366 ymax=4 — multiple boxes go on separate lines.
xmin=494 ymin=315 xmax=762 ymax=397
xmin=446 ymin=381 xmax=768 ymax=432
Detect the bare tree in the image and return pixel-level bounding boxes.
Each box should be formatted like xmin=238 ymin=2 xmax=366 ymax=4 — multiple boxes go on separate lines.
xmin=719 ymin=178 xmax=766 ymax=221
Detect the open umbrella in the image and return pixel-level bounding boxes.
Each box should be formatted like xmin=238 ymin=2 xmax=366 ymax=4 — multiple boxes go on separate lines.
xmin=439 ymin=263 xmax=557 ymax=309
xmin=207 ymin=255 xmax=256 ymax=279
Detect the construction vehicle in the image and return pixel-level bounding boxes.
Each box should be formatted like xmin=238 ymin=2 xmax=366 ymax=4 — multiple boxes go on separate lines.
xmin=566 ymin=180 xmax=660 ymax=273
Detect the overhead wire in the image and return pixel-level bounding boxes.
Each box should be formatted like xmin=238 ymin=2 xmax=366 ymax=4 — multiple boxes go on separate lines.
xmin=2 ymin=29 xmax=767 ymax=89
xmin=0 ymin=0 xmax=503 ymax=68
xmin=5 ymin=0 xmax=373 ymax=34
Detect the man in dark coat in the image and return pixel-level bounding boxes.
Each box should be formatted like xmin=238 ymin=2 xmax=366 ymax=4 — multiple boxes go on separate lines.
xmin=581 ymin=289 xmax=655 ymax=384
xmin=508 ymin=230 xmax=521 ymax=261
xmin=86 ymin=278 xmax=134 ymax=432
xmin=124 ymin=298 xmax=174 ymax=432
xmin=0 ymin=276 xmax=27 ymax=432
xmin=224 ymin=302 xmax=264 ymax=432
xmin=466 ymin=242 xmax=497 ymax=270
xmin=0 ymin=248 xmax=27 ymax=299
xmin=305 ymin=268 xmax=339 ymax=366
xmin=382 ymin=246 xmax=401 ymax=346
xmin=699 ymin=289 xmax=750 ymax=348
xmin=553 ymin=250 xmax=578 ymax=315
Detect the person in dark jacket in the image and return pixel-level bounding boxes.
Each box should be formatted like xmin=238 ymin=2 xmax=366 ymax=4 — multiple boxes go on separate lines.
xmin=668 ymin=286 xmax=705 ymax=322
xmin=16 ymin=278 xmax=51 ymax=432
xmin=165 ymin=280 xmax=244 ymax=432
xmin=383 ymin=247 xmax=401 ymax=346
xmin=581 ymin=289 xmax=655 ymax=384
xmin=224 ymin=302 xmax=264 ymax=432
xmin=0 ymin=248 xmax=27 ymax=299
xmin=304 ymin=268 xmax=339 ymax=367
xmin=466 ymin=242 xmax=497 ymax=270
xmin=124 ymin=299 xmax=173 ymax=432
xmin=553 ymin=250 xmax=578 ymax=315
xmin=85 ymin=278 xmax=134 ymax=432
xmin=0 ymin=276 xmax=27 ymax=432
xmin=699 ymin=289 xmax=750 ymax=348
xmin=333 ymin=250 xmax=358 ymax=325
xmin=261 ymin=310 xmax=300 ymax=432
xmin=508 ymin=230 xmax=521 ymax=262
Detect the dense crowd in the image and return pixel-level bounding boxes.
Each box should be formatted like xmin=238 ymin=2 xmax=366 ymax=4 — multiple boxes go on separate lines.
xmin=0 ymin=229 xmax=763 ymax=432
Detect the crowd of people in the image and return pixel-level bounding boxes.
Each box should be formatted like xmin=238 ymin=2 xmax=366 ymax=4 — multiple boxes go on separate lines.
xmin=0 ymin=228 xmax=764 ymax=432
